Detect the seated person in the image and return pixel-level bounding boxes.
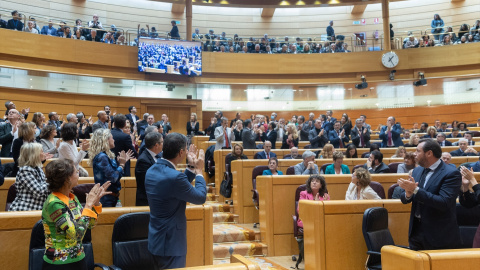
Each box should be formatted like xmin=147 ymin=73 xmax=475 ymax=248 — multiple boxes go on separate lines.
xmin=362 ymin=144 xmax=380 ymax=159
xmin=294 ymin=150 xmax=319 ymax=175
xmin=447 ymin=127 xmax=462 ymax=138
xmin=437 ymin=122 xmax=449 ymax=133
xmin=450 ymin=138 xmax=478 ymax=156
xmin=318 ymin=143 xmax=333 ymax=159
xmin=404 ymin=134 xmax=419 ymax=147
xmin=422 ymin=126 xmax=437 ymax=139
xmin=402 ymin=129 xmax=411 ymax=140
xmin=363 ymin=150 xmax=390 ymax=174
xmin=391 ymin=146 xmax=406 ymax=158
xmin=262 ymin=157 xmax=283 ymax=175
xmin=464 ymin=131 xmax=475 ymax=146
xmin=345 ymin=144 xmax=358 ymax=158
xmin=284 ymin=147 xmax=300 ymax=159
xmin=256 ymin=141 xmax=277 ymax=159
xmin=226 ymin=144 xmax=248 ymax=168
xmin=441 ymin=152 xmax=456 ymax=168
xmin=436 ymin=132 xmax=452 ymax=146
xmin=345 ymin=168 xmax=381 ymax=200
xmin=459 ymin=165 xmax=480 ymax=248
xmin=471 ymin=156 xmax=480 ymax=172
xmin=324 ymin=151 xmax=350 ymax=175
xmin=397 ymin=152 xmax=416 ymax=173
xmin=297 ymin=175 xmax=330 ymax=228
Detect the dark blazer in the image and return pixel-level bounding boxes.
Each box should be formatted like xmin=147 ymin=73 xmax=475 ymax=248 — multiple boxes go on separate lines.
xmin=364 ymin=162 xmax=390 ymax=174
xmin=308 ymin=128 xmax=328 ymax=149
xmin=242 ymin=127 xmax=256 ymax=149
xmin=471 ymin=161 xmax=480 ymax=173
xmin=322 ymin=117 xmax=337 ymax=134
xmin=0 ymin=19 xmax=6 ymax=29
xmin=186 ymin=121 xmax=200 ymax=135
xmin=110 ymin=128 xmax=138 ymax=176
xmin=170 ymin=25 xmax=180 ymax=38
xmin=450 ymin=149 xmax=478 ymax=157
xmin=125 ymin=114 xmax=139 ymax=127
xmin=401 ymin=161 xmax=462 ymax=249
xmin=447 ymin=133 xmax=462 ymax=138
xmin=233 ymin=129 xmax=243 ymax=141
xmin=135 ymin=150 xmax=156 ymax=206
xmin=157 ymin=120 xmax=172 ymax=134
xmin=40 ymin=26 xmax=57 ymax=36
xmin=437 ymin=140 xmax=452 ymax=147
xmin=328 ymin=129 xmax=349 ymax=148
xmin=266 ymin=130 xmax=277 ymax=149
xmin=351 ymin=126 xmax=371 ymax=148
xmin=0 ymin=123 xmax=14 ymax=157
xmin=145 ymin=159 xmax=206 ymax=256
xmin=281 ymin=134 xmax=299 ymax=149
xmin=6 ymin=19 xmax=23 ymax=31
xmin=379 ymin=124 xmax=404 ymax=147
xmin=256 ymin=151 xmax=277 ymax=159
xmin=0 ymin=159 xmax=4 ymax=186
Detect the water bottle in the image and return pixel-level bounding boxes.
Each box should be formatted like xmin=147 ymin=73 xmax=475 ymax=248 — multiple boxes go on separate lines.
xmin=115 ymin=199 xmax=122 ymax=207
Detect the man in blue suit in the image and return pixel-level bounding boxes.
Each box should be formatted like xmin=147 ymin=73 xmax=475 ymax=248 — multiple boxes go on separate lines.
xmin=125 ymin=106 xmax=139 ymax=131
xmin=6 ymin=11 xmax=23 ymax=31
xmin=146 ymin=133 xmax=207 ymax=269
xmin=436 ymin=133 xmax=452 ymax=147
xmin=328 ymin=121 xmax=349 ymax=148
xmin=256 ymin=141 xmax=277 ymax=159
xmin=40 ymin=20 xmax=58 ymax=36
xmin=321 ymin=110 xmax=336 ymax=134
xmin=398 ymin=138 xmax=461 ymax=250
xmin=379 ymin=116 xmax=404 ymax=147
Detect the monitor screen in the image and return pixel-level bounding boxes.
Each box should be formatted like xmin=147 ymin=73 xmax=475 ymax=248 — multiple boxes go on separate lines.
xmin=138 ymin=38 xmax=202 ymax=76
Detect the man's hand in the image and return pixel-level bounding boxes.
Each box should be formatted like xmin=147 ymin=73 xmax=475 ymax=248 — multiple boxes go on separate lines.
xmin=460 ymin=166 xmax=478 ymax=186
xmin=194 ymin=149 xmax=205 ymax=175
xmin=21 ymin=107 xmax=30 ymax=115
xmin=340 ymin=129 xmax=345 ymax=137
xmin=319 ymin=129 xmax=324 ymax=136
xmin=366 ymin=159 xmax=372 ymax=168
xmin=307 ymin=161 xmax=315 ymax=170
xmin=363 ymin=128 xmax=367 ymax=134
xmin=398 ymin=176 xmax=418 ymax=198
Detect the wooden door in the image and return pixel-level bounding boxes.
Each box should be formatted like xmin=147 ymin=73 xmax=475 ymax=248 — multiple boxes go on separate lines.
xmin=146 ymin=105 xmax=191 ymax=135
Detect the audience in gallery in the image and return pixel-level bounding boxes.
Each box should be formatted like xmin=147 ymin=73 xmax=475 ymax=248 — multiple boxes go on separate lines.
xmin=262 ymin=157 xmax=283 ymax=175
xmin=345 ymin=167 xmax=381 ymax=200
xmin=324 ymin=151 xmax=351 ymax=175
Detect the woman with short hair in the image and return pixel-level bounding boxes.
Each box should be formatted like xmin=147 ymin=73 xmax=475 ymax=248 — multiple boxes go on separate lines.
xmin=297 ymin=175 xmax=330 ymax=228
xmin=345 ymin=168 xmax=381 ymax=200
xmin=397 ymin=152 xmax=417 ymax=174
xmin=88 ymin=128 xmax=134 ymax=207
xmin=9 ymin=143 xmax=49 ymax=211
xmin=262 ymin=157 xmax=283 ymax=175
xmin=324 ymin=151 xmax=350 ymax=175
xmin=40 ymin=125 xmax=60 ymax=158
xmin=41 ymin=159 xmax=110 ymax=269
xmin=58 ymin=123 xmax=90 ymax=177
xmin=12 ymin=122 xmax=38 ymax=176
xmin=391 ymin=146 xmax=406 ymax=158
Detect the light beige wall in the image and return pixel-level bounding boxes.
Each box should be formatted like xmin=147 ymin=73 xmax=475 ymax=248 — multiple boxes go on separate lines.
xmin=0 ymin=0 xmax=478 ymax=39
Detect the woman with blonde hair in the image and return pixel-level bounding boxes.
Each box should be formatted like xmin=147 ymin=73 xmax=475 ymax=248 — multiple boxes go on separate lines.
xmin=423 ymin=126 xmax=437 ymax=139
xmin=391 ymin=146 xmax=406 ymax=158
xmin=345 ymin=167 xmax=381 ymax=200
xmin=31 ymin=112 xmax=46 ymax=139
xmin=226 ymin=143 xmax=248 ymax=168
xmin=281 ymin=123 xmax=299 ymax=149
xmin=404 ymin=134 xmax=419 ymax=147
xmin=319 ymin=143 xmax=334 ymax=159
xmin=12 ymin=122 xmax=45 ymax=176
xmin=9 ymin=143 xmax=49 ymax=211
xmin=88 ymin=128 xmax=134 ymax=207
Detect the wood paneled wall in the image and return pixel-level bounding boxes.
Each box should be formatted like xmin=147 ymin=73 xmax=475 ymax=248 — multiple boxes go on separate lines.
xmin=0 ymin=87 xmax=203 ymax=133
xmin=1 ymin=0 xmax=478 ymax=40
xmin=204 ymin=103 xmax=480 ymax=131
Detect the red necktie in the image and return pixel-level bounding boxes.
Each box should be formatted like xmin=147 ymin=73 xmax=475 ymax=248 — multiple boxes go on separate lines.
xmin=267 ymin=152 xmax=270 ymax=159
xmin=388 ymin=131 xmax=393 ymax=146
xmin=224 ymin=129 xmax=229 ymax=148
xmin=360 ymin=128 xmax=365 ymax=147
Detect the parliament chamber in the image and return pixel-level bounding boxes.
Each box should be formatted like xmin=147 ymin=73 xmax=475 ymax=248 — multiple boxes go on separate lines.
xmin=1 ymin=0 xmax=480 ymax=269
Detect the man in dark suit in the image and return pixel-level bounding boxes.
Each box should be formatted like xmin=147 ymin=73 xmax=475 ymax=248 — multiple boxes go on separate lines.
xmin=40 ymin=20 xmax=58 ymax=36
xmin=206 ymin=111 xmax=222 ymax=140
xmin=436 ymin=132 xmax=452 ymax=147
xmin=256 ymin=141 xmax=277 ymax=159
xmin=169 ymin=20 xmax=180 ymax=39
xmin=0 ymin=109 xmax=21 ymax=157
xmin=446 ymin=128 xmax=462 ymax=138
xmin=265 ymin=122 xmax=278 ymax=149
xmin=242 ymin=119 xmax=256 ymax=149
xmin=6 ymin=11 xmax=23 ymax=31
xmin=450 ymin=139 xmax=479 ymax=156
xmin=48 ymin=112 xmax=62 ymax=137
xmin=464 ymin=132 xmax=476 ymax=146
xmin=156 ymin=114 xmax=172 ymax=135
xmin=139 ymin=114 xmax=155 ymax=141
xmin=351 ymin=118 xmax=371 ymax=148
xmin=297 ymin=116 xmax=309 ymax=141
xmin=145 ymin=133 xmax=206 ymax=269
xmin=326 ymin=20 xmax=335 ymax=40
xmin=111 ymin=114 xmax=138 ymax=176
xmin=321 ymin=110 xmax=336 ymax=134
xmin=0 ymin=15 xmax=6 ymax=29
xmin=328 ymin=121 xmax=349 ymax=148
xmin=398 ymin=138 xmax=461 ymax=250
xmin=363 ymin=150 xmax=390 ymax=173
xmin=379 ymin=116 xmax=404 ymax=147
xmin=135 ymin=132 xmax=163 ymax=206
xmin=309 ymin=119 xmax=328 ymax=149
xmin=125 ymin=106 xmax=139 ymax=132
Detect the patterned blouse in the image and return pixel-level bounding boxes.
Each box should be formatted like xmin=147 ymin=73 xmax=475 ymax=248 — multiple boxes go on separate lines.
xmin=9 ymin=166 xmax=49 ymax=211
xmin=42 ymin=192 xmax=102 ymax=265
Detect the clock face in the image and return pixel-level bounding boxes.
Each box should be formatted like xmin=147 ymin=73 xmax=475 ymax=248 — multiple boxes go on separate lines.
xmin=381 ymin=52 xmax=399 ymax=68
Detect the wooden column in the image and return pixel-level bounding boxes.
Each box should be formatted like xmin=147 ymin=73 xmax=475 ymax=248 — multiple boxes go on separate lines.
xmin=382 ymin=0 xmax=391 ymax=50
xmin=186 ymin=0 xmax=192 ymax=41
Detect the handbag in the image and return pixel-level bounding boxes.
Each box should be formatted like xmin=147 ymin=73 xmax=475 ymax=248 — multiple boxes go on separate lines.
xmin=220 ymin=172 xmax=232 ymax=198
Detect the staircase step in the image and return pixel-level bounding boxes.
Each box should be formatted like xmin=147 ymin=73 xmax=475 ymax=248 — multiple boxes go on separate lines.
xmin=213 ymin=213 xmax=238 ymax=223
xmin=213 ymin=224 xmax=257 ymax=243
xmin=234 ymin=223 xmax=261 ymax=241
xmin=205 ymin=202 xmax=234 ymax=213
xmin=207 ymin=186 xmax=216 ymax=194
xmin=206 ymin=193 xmax=219 ymax=201
xmin=213 ymin=242 xmax=268 ymax=259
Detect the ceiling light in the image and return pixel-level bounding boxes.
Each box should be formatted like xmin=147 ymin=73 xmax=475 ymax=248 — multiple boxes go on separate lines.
xmin=293 ymin=89 xmax=297 ymax=91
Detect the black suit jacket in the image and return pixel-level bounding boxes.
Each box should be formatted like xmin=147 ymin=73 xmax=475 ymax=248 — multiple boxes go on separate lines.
xmin=0 ymin=123 xmax=14 ymax=157
xmin=437 ymin=140 xmax=452 ymax=147
xmin=125 ymin=114 xmax=139 ymax=126
xmin=110 ymin=128 xmax=138 ymax=176
xmin=401 ymin=161 xmax=462 ymax=249
xmin=351 ymin=126 xmax=371 ymax=148
xmin=450 ymin=149 xmax=478 ymax=157
xmin=308 ymin=128 xmax=328 ymax=149
xmin=6 ymin=19 xmax=23 ymax=31
xmin=266 ymin=130 xmax=277 ymax=149
xmin=135 ymin=150 xmax=156 ymax=206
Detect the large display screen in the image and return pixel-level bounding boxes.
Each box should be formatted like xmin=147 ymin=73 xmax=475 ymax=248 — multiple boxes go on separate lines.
xmin=138 ymin=38 xmax=202 ymax=76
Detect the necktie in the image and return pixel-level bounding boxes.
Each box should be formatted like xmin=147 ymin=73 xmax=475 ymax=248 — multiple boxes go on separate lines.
xmin=388 ymin=130 xmax=393 ymax=147
xmin=224 ymin=129 xmax=229 ymax=148
xmin=267 ymin=152 xmax=270 ymax=159
xmin=415 ymin=168 xmax=431 ymax=219
xmin=338 ymin=131 xmax=344 ymax=148
xmin=360 ymin=128 xmax=365 ymax=147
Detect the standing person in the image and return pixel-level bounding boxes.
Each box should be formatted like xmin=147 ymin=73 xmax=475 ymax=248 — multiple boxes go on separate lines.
xmin=146 ymin=133 xmax=207 ymax=269
xmin=186 ymin=113 xmax=199 ymax=137
xmin=58 ymin=123 xmax=89 ymax=177
xmin=111 ymin=114 xmax=138 ymax=176
xmin=41 ymin=159 xmax=110 ymax=269
xmin=431 ymin=14 xmax=445 ymax=41
xmin=233 ymin=120 xmax=243 ymax=141
xmin=282 ymin=123 xmax=299 ymax=149
xmin=265 ymin=122 xmax=278 ymax=149
xmin=326 ymin=20 xmax=335 ymax=40
xmin=215 ymin=117 xmax=235 ymax=150
xmin=351 ymin=118 xmax=371 ymax=148
xmin=0 ymin=109 xmax=22 ymax=157
xmin=135 ymin=132 xmax=163 ymax=206
xmin=242 ymin=119 xmax=256 ymax=149
xmin=169 ymin=20 xmax=180 ymax=39
xmin=89 ymin=129 xmax=134 ymax=207
xmin=125 ymin=106 xmax=139 ymax=132
xmin=398 ymin=138 xmax=462 ymax=250
xmin=379 ymin=116 xmax=404 ymax=147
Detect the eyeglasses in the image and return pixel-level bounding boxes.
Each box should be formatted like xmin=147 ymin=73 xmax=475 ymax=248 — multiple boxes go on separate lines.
xmin=187 ymin=165 xmax=195 ymax=169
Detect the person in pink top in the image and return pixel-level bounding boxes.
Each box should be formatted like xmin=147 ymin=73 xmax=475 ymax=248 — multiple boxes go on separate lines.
xmin=297 ymin=175 xmax=330 ymax=228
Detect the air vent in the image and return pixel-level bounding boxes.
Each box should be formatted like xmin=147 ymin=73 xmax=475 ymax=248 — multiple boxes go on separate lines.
xmin=58 ymin=88 xmax=68 ymax=91
xmin=264 ymin=97 xmax=270 ymax=99
xmin=298 ymin=107 xmax=316 ymax=110
xmin=466 ymin=88 xmax=477 ymax=91
xmin=206 ymin=107 xmax=222 ymax=110
xmin=109 ymin=85 xmax=132 ymax=89
xmin=0 ymin=75 xmax=12 ymax=79
xmin=153 ymin=82 xmax=166 ymax=86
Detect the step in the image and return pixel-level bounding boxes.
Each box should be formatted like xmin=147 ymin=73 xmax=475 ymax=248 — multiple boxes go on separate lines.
xmin=213 ymin=242 xmax=268 ymax=259
xmin=206 ymin=193 xmax=219 ymax=201
xmin=213 ymin=224 xmax=258 ymax=243
xmin=205 ymin=202 xmax=234 ymax=213
xmin=207 ymin=186 xmax=216 ymax=194
xmin=213 ymin=257 xmax=290 ymax=270
xmin=213 ymin=212 xmax=238 ymax=223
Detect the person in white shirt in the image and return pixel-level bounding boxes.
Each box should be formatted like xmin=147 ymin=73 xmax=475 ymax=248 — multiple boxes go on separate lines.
xmin=345 ymin=168 xmax=381 ymax=200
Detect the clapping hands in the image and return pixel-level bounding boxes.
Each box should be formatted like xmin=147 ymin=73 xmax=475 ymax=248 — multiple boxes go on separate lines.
xmin=85 ymin=182 xmax=112 ymax=208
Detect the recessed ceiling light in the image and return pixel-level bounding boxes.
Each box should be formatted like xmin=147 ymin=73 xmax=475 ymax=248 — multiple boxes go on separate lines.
xmin=347 ymin=88 xmax=352 ymax=91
